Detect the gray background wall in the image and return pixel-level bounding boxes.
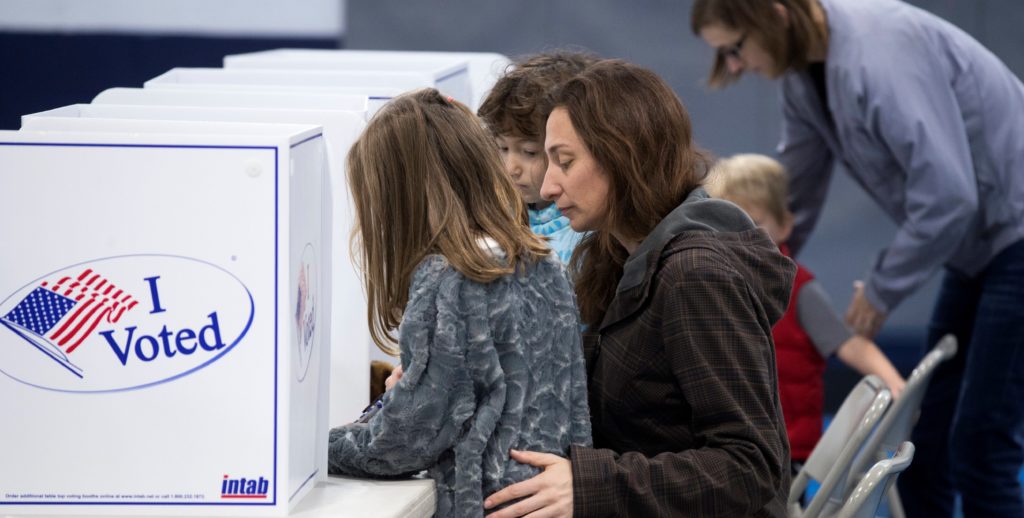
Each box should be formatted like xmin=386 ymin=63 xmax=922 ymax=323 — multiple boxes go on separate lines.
xmin=0 ymin=0 xmax=345 ymax=131
xmin=349 ymin=0 xmax=1024 ymax=368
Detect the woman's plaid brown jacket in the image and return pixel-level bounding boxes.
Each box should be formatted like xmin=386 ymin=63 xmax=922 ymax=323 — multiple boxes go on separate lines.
xmin=570 ymin=190 xmax=795 ymax=517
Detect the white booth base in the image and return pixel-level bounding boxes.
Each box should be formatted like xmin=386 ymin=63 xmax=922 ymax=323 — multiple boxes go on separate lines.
xmin=2 ymin=476 xmax=436 ymax=518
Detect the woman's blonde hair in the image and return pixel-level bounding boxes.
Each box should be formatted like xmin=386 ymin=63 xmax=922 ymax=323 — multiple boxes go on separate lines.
xmin=705 ymin=153 xmax=791 ymax=225
xmin=347 ymin=88 xmax=550 ymax=354
xmin=690 ymin=0 xmax=827 ymax=87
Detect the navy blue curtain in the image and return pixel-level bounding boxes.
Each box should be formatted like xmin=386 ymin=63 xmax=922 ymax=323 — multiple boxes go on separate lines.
xmin=0 ymin=32 xmax=338 ymax=130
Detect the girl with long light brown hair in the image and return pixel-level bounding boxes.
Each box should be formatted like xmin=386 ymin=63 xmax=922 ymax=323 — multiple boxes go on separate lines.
xmin=327 ymin=88 xmax=591 ymax=518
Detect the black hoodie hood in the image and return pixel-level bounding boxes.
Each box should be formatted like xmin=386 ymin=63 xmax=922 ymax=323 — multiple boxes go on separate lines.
xmin=601 ymin=187 xmax=795 ymax=330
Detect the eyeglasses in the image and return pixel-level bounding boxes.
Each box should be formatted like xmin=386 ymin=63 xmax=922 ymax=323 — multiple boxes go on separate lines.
xmin=719 ymin=32 xmax=747 ymax=60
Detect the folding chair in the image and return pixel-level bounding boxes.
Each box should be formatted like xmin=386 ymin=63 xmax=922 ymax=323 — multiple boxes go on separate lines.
xmin=845 ymin=334 xmax=957 ymax=518
xmin=788 ymin=375 xmax=892 ymax=518
xmin=838 ymin=441 xmax=915 ymax=518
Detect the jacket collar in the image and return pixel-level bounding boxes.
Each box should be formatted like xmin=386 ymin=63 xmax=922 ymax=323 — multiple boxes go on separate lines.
xmin=599 ymin=187 xmax=756 ymax=331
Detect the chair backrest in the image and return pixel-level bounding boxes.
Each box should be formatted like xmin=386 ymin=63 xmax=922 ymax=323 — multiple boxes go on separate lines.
xmin=838 ymin=441 xmax=915 ymax=518
xmin=788 ymin=375 xmax=893 ymax=518
xmin=846 ymin=335 xmax=957 ymax=487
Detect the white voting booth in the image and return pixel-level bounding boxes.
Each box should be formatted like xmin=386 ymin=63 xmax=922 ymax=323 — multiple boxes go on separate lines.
xmin=145 ymin=67 xmax=470 ymax=108
xmin=135 ymin=83 xmax=400 ymax=119
xmin=21 ymin=104 xmax=371 ymax=432
xmin=92 ymin=87 xmax=370 ymax=114
xmin=0 ymin=47 xmax=469 ymax=518
xmin=0 ymin=120 xmax=331 ymax=516
xmin=222 ymin=49 xmax=504 ymax=110
xmin=131 ymin=64 xmax=482 ymax=376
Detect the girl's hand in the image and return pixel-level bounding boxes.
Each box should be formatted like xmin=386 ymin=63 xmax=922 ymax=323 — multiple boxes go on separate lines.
xmin=384 ymin=364 xmax=403 ymax=391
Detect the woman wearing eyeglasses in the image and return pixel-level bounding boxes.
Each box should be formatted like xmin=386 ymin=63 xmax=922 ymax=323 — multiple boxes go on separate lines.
xmin=692 ymin=1 xmax=1024 ymax=517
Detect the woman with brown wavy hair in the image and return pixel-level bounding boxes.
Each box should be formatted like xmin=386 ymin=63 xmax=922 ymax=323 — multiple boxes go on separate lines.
xmin=327 ymin=88 xmax=591 ymax=518
xmin=483 ymin=60 xmax=795 ymax=517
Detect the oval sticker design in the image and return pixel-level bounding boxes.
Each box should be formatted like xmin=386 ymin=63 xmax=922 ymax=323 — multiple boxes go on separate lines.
xmin=294 ymin=243 xmax=317 ymax=383
xmin=0 ymin=255 xmax=254 ymax=393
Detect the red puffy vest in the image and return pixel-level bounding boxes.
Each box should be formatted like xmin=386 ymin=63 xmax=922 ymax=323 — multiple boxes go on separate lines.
xmin=773 ymin=246 xmax=826 ymax=461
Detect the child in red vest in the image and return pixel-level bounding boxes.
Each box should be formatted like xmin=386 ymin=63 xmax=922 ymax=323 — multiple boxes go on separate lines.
xmin=706 ymin=153 xmax=905 ymax=471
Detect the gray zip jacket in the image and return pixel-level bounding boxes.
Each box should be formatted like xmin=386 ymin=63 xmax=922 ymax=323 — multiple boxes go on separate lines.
xmin=328 ymin=251 xmax=592 ymax=518
xmin=779 ymin=0 xmax=1024 ymax=312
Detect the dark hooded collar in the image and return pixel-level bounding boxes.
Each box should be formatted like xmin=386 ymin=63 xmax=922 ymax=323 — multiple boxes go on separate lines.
xmin=599 ymin=187 xmax=757 ymax=330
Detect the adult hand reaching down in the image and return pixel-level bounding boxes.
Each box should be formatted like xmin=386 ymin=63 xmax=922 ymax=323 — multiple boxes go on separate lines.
xmin=484 ymin=450 xmax=573 ymax=518
xmin=845 ymin=280 xmax=887 ymax=339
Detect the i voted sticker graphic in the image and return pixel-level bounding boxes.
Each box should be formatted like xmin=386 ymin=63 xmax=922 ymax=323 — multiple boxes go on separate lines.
xmin=0 ymin=254 xmax=254 ymax=393
xmin=294 ymin=243 xmax=317 ymax=383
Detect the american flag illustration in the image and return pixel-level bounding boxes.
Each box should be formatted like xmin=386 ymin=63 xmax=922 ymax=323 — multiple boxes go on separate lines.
xmin=1 ymin=268 xmax=138 ymax=377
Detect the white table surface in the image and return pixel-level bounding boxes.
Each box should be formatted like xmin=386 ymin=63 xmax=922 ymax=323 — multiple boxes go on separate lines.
xmin=2 ymin=475 xmax=436 ymax=518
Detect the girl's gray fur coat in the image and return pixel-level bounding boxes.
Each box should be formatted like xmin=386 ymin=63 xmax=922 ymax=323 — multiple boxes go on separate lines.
xmin=328 ymin=252 xmax=592 ymax=517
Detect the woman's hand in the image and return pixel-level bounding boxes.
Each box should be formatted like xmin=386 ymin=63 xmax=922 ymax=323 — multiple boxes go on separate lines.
xmin=484 ymin=450 xmax=573 ymax=518
xmin=846 ymin=281 xmax=887 ymax=339
xmin=384 ymin=364 xmax=403 ymax=391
